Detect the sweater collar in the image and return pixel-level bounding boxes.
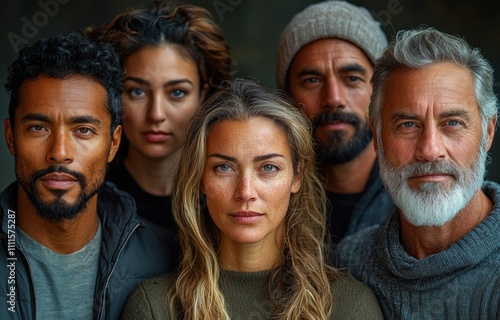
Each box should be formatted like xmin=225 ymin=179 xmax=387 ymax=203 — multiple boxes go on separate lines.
xmin=377 ymin=181 xmax=500 ymax=281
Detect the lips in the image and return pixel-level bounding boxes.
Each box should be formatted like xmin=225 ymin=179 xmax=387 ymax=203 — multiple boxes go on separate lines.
xmin=229 ymin=211 xmax=264 ymax=224
xmin=40 ymin=173 xmax=78 ymax=189
xmin=410 ymin=173 xmax=451 ymax=181
xmin=142 ymin=130 xmax=171 ymax=143
xmin=318 ymin=121 xmax=350 ymax=130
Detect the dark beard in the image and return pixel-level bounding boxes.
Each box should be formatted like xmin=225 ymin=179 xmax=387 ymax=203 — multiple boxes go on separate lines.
xmin=312 ymin=110 xmax=372 ymax=165
xmin=17 ymin=165 xmax=101 ymax=223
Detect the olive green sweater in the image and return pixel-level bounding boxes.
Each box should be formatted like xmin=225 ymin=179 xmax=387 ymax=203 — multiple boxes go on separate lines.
xmin=121 ymin=270 xmax=383 ymax=319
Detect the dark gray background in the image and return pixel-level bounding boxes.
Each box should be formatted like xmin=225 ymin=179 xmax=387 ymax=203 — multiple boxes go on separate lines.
xmin=2 ymin=0 xmax=499 ymax=191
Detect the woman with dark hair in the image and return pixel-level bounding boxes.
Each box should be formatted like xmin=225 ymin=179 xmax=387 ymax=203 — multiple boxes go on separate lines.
xmin=121 ymin=79 xmax=382 ymax=319
xmin=87 ymin=1 xmax=232 ymax=228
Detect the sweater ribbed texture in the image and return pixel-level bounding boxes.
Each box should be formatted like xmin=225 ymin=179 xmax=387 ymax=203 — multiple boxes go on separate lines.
xmin=121 ymin=270 xmax=384 ymax=319
xmin=335 ymin=181 xmax=500 ymax=319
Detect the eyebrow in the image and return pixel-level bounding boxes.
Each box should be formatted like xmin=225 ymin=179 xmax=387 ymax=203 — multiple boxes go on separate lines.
xmin=339 ymin=63 xmax=369 ymax=76
xmin=297 ymin=68 xmax=322 ymax=78
xmin=297 ymin=63 xmax=368 ymax=78
xmin=208 ymin=153 xmax=285 ymax=162
xmin=123 ymin=76 xmax=194 ymax=87
xmin=391 ymin=110 xmax=471 ymax=121
xmin=21 ymin=113 xmax=102 ymax=125
xmin=391 ymin=112 xmax=418 ymax=121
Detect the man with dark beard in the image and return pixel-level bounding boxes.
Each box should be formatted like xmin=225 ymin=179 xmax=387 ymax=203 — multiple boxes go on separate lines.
xmin=276 ymin=1 xmax=394 ymax=243
xmin=0 ymin=31 xmax=178 ymax=320
xmin=335 ymin=28 xmax=500 ymax=319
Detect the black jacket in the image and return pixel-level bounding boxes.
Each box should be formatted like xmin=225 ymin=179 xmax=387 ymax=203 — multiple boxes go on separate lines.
xmin=327 ymin=161 xmax=396 ymax=244
xmin=0 ymin=182 xmax=179 ymax=319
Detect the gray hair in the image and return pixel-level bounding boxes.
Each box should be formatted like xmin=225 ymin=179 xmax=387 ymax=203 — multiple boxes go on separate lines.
xmin=370 ymin=27 xmax=498 ymax=136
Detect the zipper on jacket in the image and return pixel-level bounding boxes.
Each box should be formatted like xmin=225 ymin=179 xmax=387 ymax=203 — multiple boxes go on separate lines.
xmin=96 ymin=222 xmax=142 ymax=320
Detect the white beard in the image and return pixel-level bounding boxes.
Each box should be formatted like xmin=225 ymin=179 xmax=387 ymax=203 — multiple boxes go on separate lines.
xmin=377 ymin=140 xmax=486 ymax=227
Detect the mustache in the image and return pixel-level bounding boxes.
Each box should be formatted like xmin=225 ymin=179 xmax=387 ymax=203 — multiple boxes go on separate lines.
xmin=400 ymin=161 xmax=462 ymax=180
xmin=311 ymin=110 xmax=361 ymax=128
xmin=32 ymin=165 xmax=87 ymax=185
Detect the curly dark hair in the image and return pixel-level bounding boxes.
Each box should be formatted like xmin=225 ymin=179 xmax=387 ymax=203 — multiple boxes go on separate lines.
xmin=4 ymin=30 xmax=124 ymax=133
xmin=86 ymin=1 xmax=232 ymax=98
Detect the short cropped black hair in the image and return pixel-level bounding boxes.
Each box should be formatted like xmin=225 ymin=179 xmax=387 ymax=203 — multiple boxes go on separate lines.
xmin=4 ymin=30 xmax=124 ymax=133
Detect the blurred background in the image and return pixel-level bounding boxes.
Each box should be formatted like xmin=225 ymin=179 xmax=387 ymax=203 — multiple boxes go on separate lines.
xmin=1 ymin=0 xmax=500 ymax=190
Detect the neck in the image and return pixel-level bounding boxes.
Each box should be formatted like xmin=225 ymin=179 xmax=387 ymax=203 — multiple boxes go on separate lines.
xmin=218 ymin=237 xmax=282 ymax=272
xmin=400 ymin=188 xmax=493 ymax=259
xmin=321 ymin=142 xmax=376 ymax=193
xmin=17 ymin=186 xmax=99 ymax=254
xmin=124 ymin=147 xmax=182 ymax=196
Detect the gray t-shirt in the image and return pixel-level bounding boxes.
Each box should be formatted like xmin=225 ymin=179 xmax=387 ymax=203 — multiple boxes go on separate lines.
xmin=19 ymin=221 xmax=102 ymax=320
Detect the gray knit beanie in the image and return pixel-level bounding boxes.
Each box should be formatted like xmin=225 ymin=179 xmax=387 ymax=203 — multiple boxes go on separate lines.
xmin=276 ymin=0 xmax=388 ymax=90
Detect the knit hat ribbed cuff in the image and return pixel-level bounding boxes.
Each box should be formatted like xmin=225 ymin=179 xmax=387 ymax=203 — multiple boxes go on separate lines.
xmin=276 ymin=0 xmax=388 ymax=90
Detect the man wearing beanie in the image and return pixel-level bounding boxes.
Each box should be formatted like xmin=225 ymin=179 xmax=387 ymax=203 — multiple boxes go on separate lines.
xmin=276 ymin=0 xmax=395 ymax=244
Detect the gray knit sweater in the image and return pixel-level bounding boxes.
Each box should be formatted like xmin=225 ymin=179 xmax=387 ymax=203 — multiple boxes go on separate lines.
xmin=334 ymin=181 xmax=500 ymax=320
xmin=121 ymin=270 xmax=383 ymax=319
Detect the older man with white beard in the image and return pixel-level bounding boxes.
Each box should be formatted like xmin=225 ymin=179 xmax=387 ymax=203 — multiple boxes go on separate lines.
xmin=334 ymin=27 xmax=500 ymax=320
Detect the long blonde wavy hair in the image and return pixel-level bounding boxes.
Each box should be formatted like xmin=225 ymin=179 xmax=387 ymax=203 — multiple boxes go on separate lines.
xmin=170 ymin=79 xmax=340 ymax=319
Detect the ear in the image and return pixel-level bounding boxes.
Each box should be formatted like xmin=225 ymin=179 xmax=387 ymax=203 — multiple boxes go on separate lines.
xmin=485 ymin=115 xmax=497 ymax=151
xmin=199 ymin=84 xmax=209 ymax=103
xmin=291 ymin=175 xmax=301 ymax=194
xmin=291 ymin=162 xmax=302 ymax=194
xmin=4 ymin=118 xmax=15 ymax=156
xmin=369 ymin=118 xmax=379 ymax=152
xmin=107 ymin=124 xmax=122 ymax=163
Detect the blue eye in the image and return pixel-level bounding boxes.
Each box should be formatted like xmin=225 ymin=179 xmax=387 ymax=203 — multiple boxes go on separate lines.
xmin=171 ymin=89 xmax=187 ymax=99
xmin=215 ymin=164 xmax=231 ymax=172
xmin=401 ymin=122 xmax=415 ymax=128
xmin=128 ymin=88 xmax=146 ymax=98
xmin=263 ymin=164 xmax=276 ymax=172
xmin=304 ymin=77 xmax=319 ymax=84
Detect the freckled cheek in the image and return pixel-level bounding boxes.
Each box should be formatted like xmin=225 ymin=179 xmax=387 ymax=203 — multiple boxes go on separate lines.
xmin=261 ymin=180 xmax=294 ymax=211
xmin=204 ymin=184 xmax=232 ymax=220
xmin=202 ymin=175 xmax=231 ymax=202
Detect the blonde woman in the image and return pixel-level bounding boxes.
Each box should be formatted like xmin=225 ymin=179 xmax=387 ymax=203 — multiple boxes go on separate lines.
xmin=121 ymin=79 xmax=382 ymax=319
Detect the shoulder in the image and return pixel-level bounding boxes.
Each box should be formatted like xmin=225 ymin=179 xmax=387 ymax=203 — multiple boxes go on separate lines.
xmin=121 ymin=273 xmax=178 ymax=320
xmin=333 ymin=225 xmax=378 ymax=265
xmin=139 ymin=272 xmax=177 ymax=293
xmin=330 ymin=274 xmax=383 ymax=319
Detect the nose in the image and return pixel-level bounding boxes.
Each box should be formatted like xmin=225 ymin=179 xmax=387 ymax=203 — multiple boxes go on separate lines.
xmin=234 ymin=173 xmax=257 ymax=203
xmin=47 ymin=130 xmax=73 ymax=165
xmin=322 ymin=77 xmax=346 ymax=110
xmin=147 ymin=93 xmax=167 ymax=123
xmin=415 ymin=126 xmax=446 ymax=162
